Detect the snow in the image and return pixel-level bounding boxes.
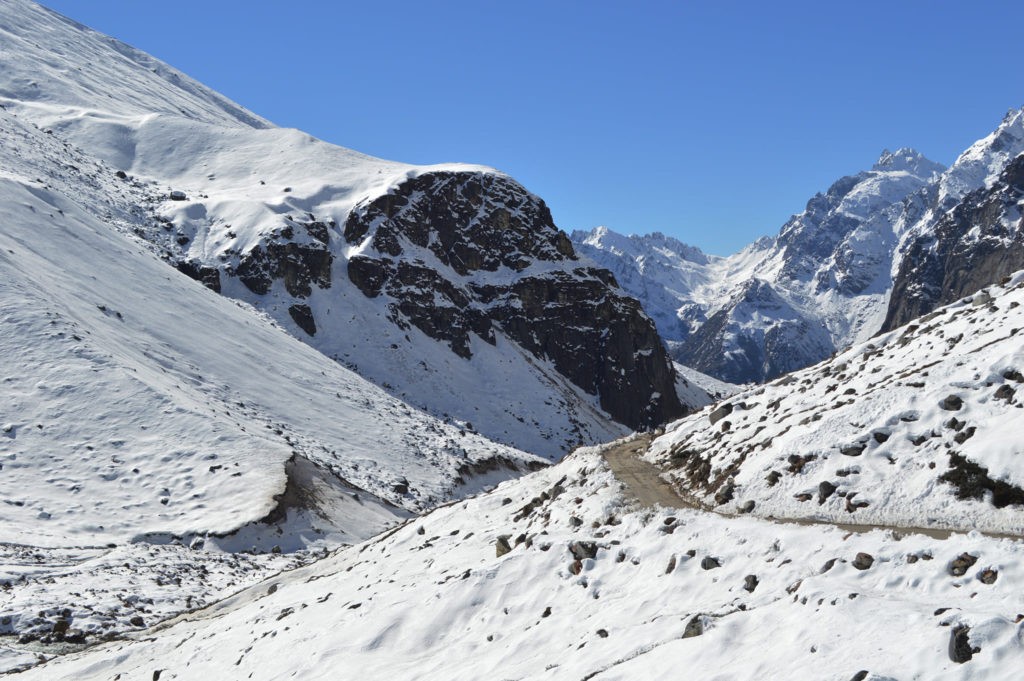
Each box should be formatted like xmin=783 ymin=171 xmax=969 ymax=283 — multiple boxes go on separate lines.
xmin=0 ymin=95 xmax=540 ymax=668
xmin=646 ymin=274 xmax=1024 ymax=535
xmin=16 ymin=437 xmax=1024 ymax=680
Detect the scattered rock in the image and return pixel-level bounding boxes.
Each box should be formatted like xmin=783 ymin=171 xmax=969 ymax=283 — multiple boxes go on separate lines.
xmin=852 ymin=552 xmax=874 ymax=570
xmin=1003 ymin=368 xmax=1024 ymax=383
xmin=840 ymin=442 xmax=866 ymax=457
xmin=978 ymin=568 xmax=998 ymax=584
xmin=873 ymin=431 xmax=890 ymax=443
xmin=596 ymin=629 xmax=609 ymax=638
xmin=818 ymin=481 xmax=837 ymax=504
xmin=541 ymin=606 xmax=552 ymax=618
xmin=743 ymin=575 xmax=759 ymax=592
xmin=949 ymin=625 xmax=979 ymax=663
xmin=765 ymin=471 xmax=782 ymax=487
xmin=665 ymin=556 xmax=677 ymax=574
xmin=168 ymin=190 xmax=187 ymax=201
xmin=850 ymin=672 xmax=869 ymax=681
xmin=130 ymin=615 xmax=145 ymax=627
xmin=994 ymin=384 xmax=1015 ymax=401
xmin=569 ymin=541 xmax=598 ymax=561
xmin=701 ymin=556 xmax=721 ymax=570
xmin=682 ymin=614 xmax=705 ymax=638
xmin=821 ymin=558 xmax=838 ymax=573
xmin=948 ymin=553 xmax=978 ymax=577
xmin=709 ymin=403 xmax=734 ymax=426
xmin=495 ymin=536 xmax=512 ymax=557
xmin=940 ymin=395 xmax=964 ymax=411
xmin=738 ymin=500 xmax=755 ymax=513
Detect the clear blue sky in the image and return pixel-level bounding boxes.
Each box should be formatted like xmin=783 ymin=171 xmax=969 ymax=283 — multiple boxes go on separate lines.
xmin=41 ymin=0 xmax=1024 ymax=255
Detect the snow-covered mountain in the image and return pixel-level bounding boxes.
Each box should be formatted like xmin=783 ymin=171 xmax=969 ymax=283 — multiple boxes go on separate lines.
xmin=885 ymin=109 xmax=1024 ymax=330
xmin=23 ymin=274 xmax=1024 ymax=680
xmin=573 ymin=147 xmax=979 ymax=383
xmin=0 ymin=0 xmax=696 ymax=464
xmin=0 ymin=0 xmax=718 ymax=667
xmin=0 ymin=97 xmax=553 ymax=669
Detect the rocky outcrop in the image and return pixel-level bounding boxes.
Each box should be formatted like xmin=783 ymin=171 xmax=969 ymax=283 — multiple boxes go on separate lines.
xmin=883 ymin=153 xmax=1024 ymax=331
xmin=236 ymin=219 xmax=333 ymax=298
xmin=342 ymin=170 xmax=684 ymax=430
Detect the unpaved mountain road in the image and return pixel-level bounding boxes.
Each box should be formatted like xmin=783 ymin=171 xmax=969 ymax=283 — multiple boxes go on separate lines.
xmin=602 ymin=433 xmax=1018 ymax=541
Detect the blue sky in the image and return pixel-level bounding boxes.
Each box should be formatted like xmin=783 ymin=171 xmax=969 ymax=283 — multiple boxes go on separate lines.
xmin=41 ymin=0 xmax=1024 ymax=255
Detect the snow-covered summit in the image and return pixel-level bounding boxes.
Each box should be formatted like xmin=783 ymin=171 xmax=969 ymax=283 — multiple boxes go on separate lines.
xmin=872 ymin=146 xmax=946 ymax=176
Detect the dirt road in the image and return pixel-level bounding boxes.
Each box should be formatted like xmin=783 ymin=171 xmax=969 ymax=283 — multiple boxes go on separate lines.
xmin=602 ymin=434 xmax=1013 ymax=541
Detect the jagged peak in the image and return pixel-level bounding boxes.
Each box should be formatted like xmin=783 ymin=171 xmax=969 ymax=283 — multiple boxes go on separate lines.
xmin=872 ymin=147 xmax=946 ymax=177
xmin=572 ymin=226 xmax=708 ymax=265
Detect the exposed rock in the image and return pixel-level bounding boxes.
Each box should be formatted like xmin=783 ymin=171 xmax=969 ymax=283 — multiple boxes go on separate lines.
xmin=852 ymin=552 xmax=874 ymax=570
xmin=175 ymin=259 xmax=221 ymax=293
xmin=994 ymin=384 xmax=1015 ymax=401
xmin=569 ymin=541 xmax=598 ymax=561
xmin=495 ymin=535 xmax=512 ymax=558
xmin=818 ymin=481 xmax=837 ymax=504
xmin=885 ymin=154 xmax=1024 ymax=332
xmin=949 ymin=625 xmax=979 ymax=663
xmin=841 ymin=442 xmax=866 ymax=457
xmin=168 ymin=190 xmax=187 ymax=201
xmin=939 ymin=452 xmax=1024 ymax=508
xmin=701 ymin=556 xmax=722 ymax=570
xmin=709 ymin=403 xmax=734 ymax=425
xmin=940 ymin=395 xmax=964 ymax=411
xmin=743 ymin=574 xmax=759 ymax=592
xmin=287 ymin=304 xmax=316 ymax=336
xmin=979 ymin=568 xmax=998 ymax=584
xmin=948 ymin=553 xmax=978 ymax=577
xmin=342 ymin=171 xmax=683 ymax=430
xmin=682 ymin=614 xmax=705 ymax=638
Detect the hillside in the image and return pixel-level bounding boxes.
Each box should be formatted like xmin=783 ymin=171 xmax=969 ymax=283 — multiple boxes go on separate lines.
xmin=0 ymin=0 xmax=694 ymax=458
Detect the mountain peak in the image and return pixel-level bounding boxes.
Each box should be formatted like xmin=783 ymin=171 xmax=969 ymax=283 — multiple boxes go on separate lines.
xmin=872 ymin=147 xmax=945 ymax=177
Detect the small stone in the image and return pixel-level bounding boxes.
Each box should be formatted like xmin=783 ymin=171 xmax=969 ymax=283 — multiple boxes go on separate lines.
xmin=743 ymin=574 xmax=759 ymax=592
xmin=940 ymin=395 xmax=964 ymax=411
xmin=130 ymin=615 xmax=145 ymax=627
xmin=596 ymin=628 xmax=609 ymax=638
xmin=840 ymin=442 xmax=866 ymax=457
xmin=541 ymin=606 xmax=552 ymax=618
xmin=701 ymin=556 xmax=721 ymax=570
xmin=495 ymin=536 xmax=512 ymax=557
xmin=978 ymin=568 xmax=998 ymax=584
xmin=994 ymin=384 xmax=1015 ymax=401
xmin=949 ymin=553 xmax=978 ymax=577
xmin=765 ymin=471 xmax=782 ymax=487
xmin=738 ymin=500 xmax=755 ymax=513
xmin=818 ymin=481 xmax=837 ymax=504
xmin=682 ymin=614 xmax=704 ymax=638
xmin=852 ymin=552 xmax=874 ymax=570
xmin=168 ymin=190 xmax=187 ymax=201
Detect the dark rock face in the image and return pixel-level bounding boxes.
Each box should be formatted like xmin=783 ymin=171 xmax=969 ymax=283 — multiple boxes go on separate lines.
xmin=237 ymin=239 xmax=332 ymax=298
xmin=288 ymin=304 xmax=316 ymax=336
xmin=176 ymin=259 xmax=221 ymax=293
xmin=884 ymin=153 xmax=1024 ymax=331
xmin=342 ymin=171 xmax=683 ymax=430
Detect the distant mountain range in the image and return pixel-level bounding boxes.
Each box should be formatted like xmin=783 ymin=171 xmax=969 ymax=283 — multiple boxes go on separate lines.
xmin=573 ymin=116 xmax=1024 ymax=383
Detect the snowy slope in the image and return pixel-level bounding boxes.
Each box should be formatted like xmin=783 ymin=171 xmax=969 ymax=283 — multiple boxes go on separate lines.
xmin=0 ymin=0 xmax=681 ymax=457
xmin=0 ymin=101 xmax=545 ymax=667
xmin=19 ymin=436 xmax=1024 ymax=680
xmin=645 ymin=273 xmax=1024 ymax=535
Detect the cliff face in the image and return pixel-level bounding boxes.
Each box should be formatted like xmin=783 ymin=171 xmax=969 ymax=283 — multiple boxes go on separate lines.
xmin=884 ymin=154 xmax=1024 ymax=330
xmin=341 ymin=171 xmax=684 ymax=431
